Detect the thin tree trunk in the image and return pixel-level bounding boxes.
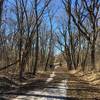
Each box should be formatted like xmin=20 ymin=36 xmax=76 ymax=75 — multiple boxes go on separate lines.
xmin=91 ymin=43 xmax=95 ymax=70
xmin=33 ymin=0 xmax=39 ymax=75
xmin=81 ymin=43 xmax=89 ymax=71
xmin=19 ymin=31 xmax=23 ymax=81
xmin=45 ymin=53 xmax=50 ymax=71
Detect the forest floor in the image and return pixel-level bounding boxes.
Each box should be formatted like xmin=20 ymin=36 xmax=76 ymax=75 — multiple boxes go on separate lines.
xmin=68 ymin=69 xmax=100 ymax=86
xmin=0 ymin=66 xmax=100 ymax=100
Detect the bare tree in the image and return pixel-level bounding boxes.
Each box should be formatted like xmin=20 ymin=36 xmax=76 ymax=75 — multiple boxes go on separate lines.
xmin=45 ymin=8 xmax=55 ymax=71
xmin=33 ymin=0 xmax=52 ymax=74
xmin=63 ymin=0 xmax=100 ymax=70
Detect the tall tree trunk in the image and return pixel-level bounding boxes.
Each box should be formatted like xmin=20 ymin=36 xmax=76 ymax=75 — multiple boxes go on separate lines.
xmin=91 ymin=43 xmax=95 ymax=70
xmin=33 ymin=33 xmax=39 ymax=75
xmin=81 ymin=43 xmax=89 ymax=71
xmin=19 ymin=39 xmax=23 ymax=81
xmin=19 ymin=26 xmax=24 ymax=81
xmin=45 ymin=53 xmax=50 ymax=71
xmin=19 ymin=38 xmax=32 ymax=80
xmin=64 ymin=46 xmax=72 ymax=70
xmin=33 ymin=0 xmax=38 ymax=75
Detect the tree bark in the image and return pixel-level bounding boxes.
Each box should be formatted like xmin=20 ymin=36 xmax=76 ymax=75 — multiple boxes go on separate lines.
xmin=91 ymin=43 xmax=95 ymax=70
xmin=33 ymin=0 xmax=39 ymax=75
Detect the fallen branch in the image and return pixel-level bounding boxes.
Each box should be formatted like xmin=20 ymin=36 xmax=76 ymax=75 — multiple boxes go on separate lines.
xmin=0 ymin=60 xmax=19 ymax=71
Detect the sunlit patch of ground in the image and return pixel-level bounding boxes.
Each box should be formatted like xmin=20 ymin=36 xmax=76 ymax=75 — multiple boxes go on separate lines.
xmin=67 ymin=69 xmax=100 ymax=99
xmin=11 ymin=65 xmax=68 ymax=100
xmin=68 ymin=68 xmax=100 ymax=86
xmin=0 ymin=66 xmax=100 ymax=100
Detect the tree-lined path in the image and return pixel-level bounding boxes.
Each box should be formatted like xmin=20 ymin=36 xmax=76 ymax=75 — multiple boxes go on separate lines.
xmin=0 ymin=0 xmax=100 ymax=99
xmin=11 ymin=66 xmax=69 ymax=100
xmin=0 ymin=65 xmax=100 ymax=100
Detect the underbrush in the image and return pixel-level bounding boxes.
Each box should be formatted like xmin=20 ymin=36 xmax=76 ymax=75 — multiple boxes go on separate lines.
xmin=68 ymin=68 xmax=100 ymax=86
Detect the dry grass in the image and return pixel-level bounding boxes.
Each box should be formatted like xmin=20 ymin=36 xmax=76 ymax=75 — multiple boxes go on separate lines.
xmin=68 ymin=68 xmax=100 ymax=86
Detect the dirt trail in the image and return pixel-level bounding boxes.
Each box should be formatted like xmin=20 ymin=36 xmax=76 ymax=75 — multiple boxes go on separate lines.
xmin=11 ymin=66 xmax=68 ymax=100
xmin=1 ymin=66 xmax=100 ymax=100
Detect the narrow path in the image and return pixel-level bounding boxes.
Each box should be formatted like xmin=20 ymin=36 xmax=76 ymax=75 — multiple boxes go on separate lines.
xmin=12 ymin=66 xmax=68 ymax=100
xmin=1 ymin=66 xmax=100 ymax=99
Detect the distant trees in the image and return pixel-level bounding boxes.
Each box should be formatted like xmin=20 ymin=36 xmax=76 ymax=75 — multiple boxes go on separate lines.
xmin=33 ymin=0 xmax=52 ymax=74
xmin=56 ymin=16 xmax=81 ymax=70
xmin=0 ymin=0 xmax=52 ymax=81
xmin=57 ymin=0 xmax=100 ymax=70
xmin=15 ymin=0 xmax=52 ymax=79
xmin=0 ymin=0 xmax=99 ymax=80
xmin=45 ymin=8 xmax=55 ymax=71
xmin=71 ymin=0 xmax=100 ymax=69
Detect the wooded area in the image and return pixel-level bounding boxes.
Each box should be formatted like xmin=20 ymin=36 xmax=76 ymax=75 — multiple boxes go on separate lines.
xmin=0 ymin=0 xmax=100 ymax=99
xmin=0 ymin=0 xmax=100 ymax=80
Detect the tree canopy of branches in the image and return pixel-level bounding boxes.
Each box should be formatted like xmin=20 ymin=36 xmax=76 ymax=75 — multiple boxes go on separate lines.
xmin=0 ymin=0 xmax=100 ymax=82
xmin=61 ymin=0 xmax=100 ymax=70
